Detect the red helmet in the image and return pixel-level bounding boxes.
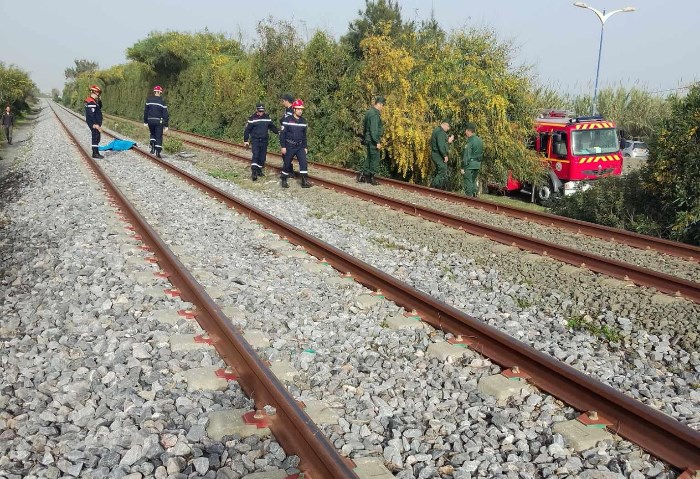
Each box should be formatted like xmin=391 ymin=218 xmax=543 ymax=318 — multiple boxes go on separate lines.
xmin=153 ymin=85 xmax=163 ymax=93
xmin=291 ymin=99 xmax=304 ymax=109
xmin=89 ymin=85 xmax=102 ymax=94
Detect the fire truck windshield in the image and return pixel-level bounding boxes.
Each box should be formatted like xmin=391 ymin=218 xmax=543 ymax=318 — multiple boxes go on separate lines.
xmin=571 ymin=129 xmax=619 ymax=156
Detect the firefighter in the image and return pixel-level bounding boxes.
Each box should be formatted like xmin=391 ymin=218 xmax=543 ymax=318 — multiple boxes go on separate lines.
xmin=279 ymin=93 xmax=297 ymax=176
xmin=429 ymin=120 xmax=454 ymax=189
xmin=244 ymin=102 xmax=278 ymax=181
xmin=279 ymin=99 xmax=311 ymax=189
xmin=2 ymin=106 xmax=15 ymax=145
xmin=143 ymin=85 xmax=169 ymax=158
xmin=84 ymin=85 xmax=104 ymax=159
xmin=358 ymin=96 xmax=385 ymax=185
xmin=461 ymin=122 xmax=483 ymax=197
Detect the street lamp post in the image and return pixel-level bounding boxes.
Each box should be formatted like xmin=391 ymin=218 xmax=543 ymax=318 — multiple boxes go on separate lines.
xmin=573 ymin=2 xmax=636 ymax=114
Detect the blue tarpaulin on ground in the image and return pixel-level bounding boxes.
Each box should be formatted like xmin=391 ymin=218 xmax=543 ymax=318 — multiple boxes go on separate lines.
xmin=98 ymin=139 xmax=136 ymax=151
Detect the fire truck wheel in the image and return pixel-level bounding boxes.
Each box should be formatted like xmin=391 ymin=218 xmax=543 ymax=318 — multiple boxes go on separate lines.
xmin=536 ymin=180 xmax=555 ymax=204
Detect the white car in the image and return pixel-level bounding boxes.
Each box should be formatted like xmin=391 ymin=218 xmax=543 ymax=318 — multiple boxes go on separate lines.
xmin=622 ymin=140 xmax=649 ymax=158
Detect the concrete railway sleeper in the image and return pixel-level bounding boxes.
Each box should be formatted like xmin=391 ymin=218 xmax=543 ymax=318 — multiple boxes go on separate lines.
xmin=51 ymin=103 xmax=700 ymax=477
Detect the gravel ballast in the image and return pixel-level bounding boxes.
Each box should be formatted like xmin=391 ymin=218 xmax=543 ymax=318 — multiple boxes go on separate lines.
xmin=51 ymin=105 xmax=698 ymax=478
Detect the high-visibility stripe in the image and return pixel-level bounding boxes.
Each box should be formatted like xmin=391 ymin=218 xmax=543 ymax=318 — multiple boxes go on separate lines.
xmin=146 ymin=103 xmax=166 ymax=107
xmin=248 ymin=119 xmax=272 ymax=123
xmin=299 ymin=170 xmax=308 ymax=174
xmin=251 ymin=163 xmax=261 ymax=167
xmin=282 ymin=122 xmax=307 ymax=127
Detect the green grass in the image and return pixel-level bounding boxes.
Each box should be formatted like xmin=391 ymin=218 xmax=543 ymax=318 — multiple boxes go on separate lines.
xmin=370 ymin=236 xmax=408 ymax=251
xmin=163 ymin=137 xmax=183 ymax=153
xmin=515 ymin=297 xmax=533 ymax=309
xmin=480 ymin=192 xmax=549 ymax=213
xmin=207 ymin=168 xmax=239 ymax=181
xmin=566 ymin=314 xmax=621 ymax=343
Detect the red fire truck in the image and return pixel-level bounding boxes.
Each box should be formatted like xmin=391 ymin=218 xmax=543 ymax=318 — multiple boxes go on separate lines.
xmin=503 ymin=110 xmax=623 ymax=202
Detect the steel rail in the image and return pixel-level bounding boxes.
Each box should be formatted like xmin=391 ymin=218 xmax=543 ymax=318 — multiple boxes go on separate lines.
xmin=51 ymin=104 xmax=360 ymax=479
xmin=64 ymin=106 xmax=700 ymax=472
xmin=154 ymin=128 xmax=700 ymax=304
xmin=104 ymin=112 xmax=700 ymax=263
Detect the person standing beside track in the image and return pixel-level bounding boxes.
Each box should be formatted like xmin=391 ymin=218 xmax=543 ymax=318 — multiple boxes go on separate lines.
xmin=244 ymin=102 xmax=278 ymax=181
xmin=2 ymin=106 xmax=15 ymax=145
xmin=358 ymin=96 xmax=385 ymax=186
xmin=279 ymin=93 xmax=297 ymax=177
xmin=279 ymin=99 xmax=312 ymax=189
xmin=429 ymin=120 xmax=454 ymax=190
xmin=84 ymin=85 xmax=104 ymax=159
xmin=460 ymin=122 xmax=483 ymax=198
xmin=143 ymin=85 xmax=169 ymax=158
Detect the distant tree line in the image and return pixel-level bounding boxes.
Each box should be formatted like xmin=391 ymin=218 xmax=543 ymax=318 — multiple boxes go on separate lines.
xmin=0 ymin=62 xmax=37 ymax=115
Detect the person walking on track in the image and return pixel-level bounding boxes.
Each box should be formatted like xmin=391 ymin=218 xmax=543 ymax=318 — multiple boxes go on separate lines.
xmin=461 ymin=122 xmax=484 ymax=197
xmin=358 ymin=96 xmax=385 ymax=185
xmin=2 ymin=106 xmax=15 ymax=145
xmin=429 ymin=120 xmax=454 ymax=190
xmin=244 ymin=102 xmax=278 ymax=181
xmin=84 ymin=85 xmax=104 ymax=159
xmin=279 ymin=99 xmax=312 ymax=189
xmin=143 ymin=85 xmax=169 ymax=158
xmin=279 ymin=93 xmax=297 ymax=177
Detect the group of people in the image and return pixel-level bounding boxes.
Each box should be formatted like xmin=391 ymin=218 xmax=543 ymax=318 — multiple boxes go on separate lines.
xmin=358 ymin=96 xmax=484 ymax=197
xmin=83 ymin=85 xmax=483 ymax=197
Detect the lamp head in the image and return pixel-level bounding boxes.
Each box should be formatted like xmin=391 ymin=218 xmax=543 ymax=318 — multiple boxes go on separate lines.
xmin=622 ymin=7 xmax=636 ymax=12
xmin=574 ymin=2 xmax=588 ymax=8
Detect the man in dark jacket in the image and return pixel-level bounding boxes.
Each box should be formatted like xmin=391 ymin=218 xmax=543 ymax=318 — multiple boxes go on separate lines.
xmin=84 ymin=85 xmax=104 ymax=158
xmin=279 ymin=99 xmax=311 ymax=189
xmin=143 ymin=85 xmax=169 ymax=157
xmin=429 ymin=120 xmax=454 ymax=189
xmin=244 ymin=103 xmax=279 ymax=181
xmin=461 ymin=122 xmax=484 ymax=197
xmin=279 ymin=93 xmax=297 ymax=176
xmin=358 ymin=96 xmax=385 ymax=185
xmin=2 ymin=106 xmax=15 ymax=145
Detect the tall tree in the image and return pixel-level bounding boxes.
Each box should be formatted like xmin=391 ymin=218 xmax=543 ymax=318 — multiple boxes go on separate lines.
xmin=342 ymin=0 xmax=414 ymax=58
xmin=64 ymin=59 xmax=98 ymax=80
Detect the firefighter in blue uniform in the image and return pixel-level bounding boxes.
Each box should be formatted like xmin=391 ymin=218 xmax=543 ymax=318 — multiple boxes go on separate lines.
xmin=279 ymin=93 xmax=297 ymax=176
xmin=279 ymin=99 xmax=312 ymax=188
xmin=84 ymin=85 xmax=104 ymax=158
xmin=244 ymin=103 xmax=278 ymax=181
xmin=143 ymin=85 xmax=169 ymax=157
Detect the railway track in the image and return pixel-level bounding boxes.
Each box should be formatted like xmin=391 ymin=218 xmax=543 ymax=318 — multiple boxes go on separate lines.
xmin=102 ymin=111 xmax=700 ymax=265
xmin=52 ymin=103 xmax=699 ymax=477
xmin=94 ymin=110 xmax=700 ymax=303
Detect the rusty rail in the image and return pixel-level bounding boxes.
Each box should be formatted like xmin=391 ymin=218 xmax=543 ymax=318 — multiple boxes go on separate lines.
xmin=118 ymin=115 xmax=699 ymax=263
xmin=51 ymin=104 xmax=359 ymax=479
xmin=155 ymin=128 xmax=700 ymax=303
xmin=60 ymin=105 xmax=700 ymax=473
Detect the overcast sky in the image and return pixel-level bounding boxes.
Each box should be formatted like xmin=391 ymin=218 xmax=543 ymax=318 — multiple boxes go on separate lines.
xmin=1 ymin=0 xmax=697 ymax=96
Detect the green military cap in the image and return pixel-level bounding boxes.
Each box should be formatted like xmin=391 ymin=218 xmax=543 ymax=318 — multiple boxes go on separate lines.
xmin=375 ymin=95 xmax=386 ymax=104
xmin=440 ymin=118 xmax=451 ymax=125
xmin=464 ymin=122 xmax=477 ymax=132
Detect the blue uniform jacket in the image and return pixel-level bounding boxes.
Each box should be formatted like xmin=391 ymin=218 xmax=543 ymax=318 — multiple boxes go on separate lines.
xmin=243 ymin=112 xmax=279 ymax=141
xmin=84 ymin=97 xmax=102 ymax=127
xmin=280 ymin=115 xmax=307 ymax=148
xmin=143 ymin=96 xmax=169 ymax=126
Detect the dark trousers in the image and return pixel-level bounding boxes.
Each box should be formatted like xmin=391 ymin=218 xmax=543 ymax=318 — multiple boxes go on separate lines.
xmin=282 ymin=145 xmax=308 ymax=176
xmin=3 ymin=126 xmax=12 ymax=144
xmin=363 ymin=144 xmax=380 ymax=175
xmin=251 ymin=138 xmax=268 ymax=169
xmin=430 ymin=152 xmax=448 ymax=189
xmin=463 ymin=168 xmax=480 ymax=197
xmin=148 ymin=120 xmax=164 ymax=152
xmin=90 ymin=127 xmax=101 ymax=148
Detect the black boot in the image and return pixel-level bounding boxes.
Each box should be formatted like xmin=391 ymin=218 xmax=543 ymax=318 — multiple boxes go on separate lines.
xmin=149 ymin=141 xmax=155 ymax=154
xmin=356 ymin=172 xmax=366 ymax=183
xmin=155 ymin=149 xmax=162 ymax=158
xmin=252 ymin=166 xmax=258 ymax=181
xmin=281 ymin=176 xmax=289 ymax=188
xmin=92 ymin=147 xmax=104 ymax=159
xmin=301 ymin=174 xmax=312 ymax=188
xmin=258 ymin=166 xmax=265 ymax=177
xmin=368 ymin=174 xmax=379 ymax=186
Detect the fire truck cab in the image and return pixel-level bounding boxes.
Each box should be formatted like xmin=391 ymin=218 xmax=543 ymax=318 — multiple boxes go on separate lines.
xmin=505 ymin=110 xmax=623 ymax=202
